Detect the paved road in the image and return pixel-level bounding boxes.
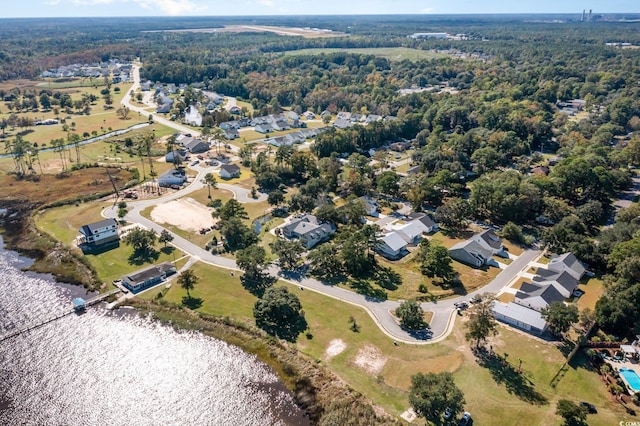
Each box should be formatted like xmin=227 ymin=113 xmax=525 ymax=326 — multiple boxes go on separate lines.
xmin=113 ymin=66 xmax=542 ymax=344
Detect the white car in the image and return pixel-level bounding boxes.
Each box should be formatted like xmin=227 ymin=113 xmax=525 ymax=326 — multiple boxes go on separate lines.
xmin=458 ymin=412 xmax=471 ymax=426
xmin=443 ymin=407 xmax=452 ymax=419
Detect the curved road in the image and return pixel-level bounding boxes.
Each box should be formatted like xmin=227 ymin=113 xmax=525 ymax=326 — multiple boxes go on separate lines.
xmin=114 ymin=65 xmax=541 ymax=344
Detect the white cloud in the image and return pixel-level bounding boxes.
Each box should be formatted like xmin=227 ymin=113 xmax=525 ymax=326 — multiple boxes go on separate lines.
xmin=44 ymin=0 xmax=62 ymax=5
xmin=72 ymin=0 xmax=116 ymax=5
xmin=420 ymin=7 xmax=434 ymax=13
xmin=132 ymin=0 xmax=205 ymax=15
xmin=257 ymin=0 xmax=274 ymax=6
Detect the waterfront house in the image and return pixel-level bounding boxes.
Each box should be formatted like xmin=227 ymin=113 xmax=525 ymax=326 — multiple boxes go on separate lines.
xmin=121 ymin=262 xmax=176 ymax=294
xmin=79 ymin=218 xmax=119 ymax=248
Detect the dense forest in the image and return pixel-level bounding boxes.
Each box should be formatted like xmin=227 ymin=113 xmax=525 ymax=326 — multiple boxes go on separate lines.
xmin=2 ymin=14 xmax=640 ymax=339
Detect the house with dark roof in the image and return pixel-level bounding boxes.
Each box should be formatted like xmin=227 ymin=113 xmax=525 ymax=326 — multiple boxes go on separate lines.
xmin=165 ymin=150 xmax=186 ymax=164
xmin=121 ymin=262 xmax=176 ymax=294
xmin=449 ymin=239 xmax=497 ymax=268
xmin=449 ymin=229 xmax=505 ymax=268
xmin=224 ymin=128 xmax=240 ymax=140
xmin=79 ymin=218 xmax=119 ymax=248
xmin=156 ymin=103 xmax=172 ymax=114
xmin=407 ymin=212 xmax=438 ymax=233
xmin=514 ymin=282 xmax=565 ymax=311
xmin=255 ymin=123 xmax=274 ymax=134
xmin=183 ymin=138 xmax=209 ymax=154
xmin=219 ymin=164 xmax=241 ymax=179
xmin=281 ymin=214 xmax=335 ymax=249
xmin=532 ymin=270 xmax=579 ymax=299
xmin=273 ymin=119 xmax=291 ymax=131
xmin=548 ymin=252 xmax=586 ymax=280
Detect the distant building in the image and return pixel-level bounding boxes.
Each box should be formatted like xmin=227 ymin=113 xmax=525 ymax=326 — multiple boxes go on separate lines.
xmin=492 ymin=302 xmax=548 ymax=336
xmin=410 ymin=32 xmax=448 ymax=39
xmin=158 ymin=169 xmax=187 ymax=187
xmin=121 ymin=262 xmax=176 ymax=294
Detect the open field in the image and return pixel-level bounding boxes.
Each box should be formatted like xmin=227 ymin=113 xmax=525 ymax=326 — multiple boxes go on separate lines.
xmin=0 ymin=167 xmax=134 ymax=205
xmin=34 ymin=201 xmax=112 ymax=244
xmin=283 ymin=47 xmax=449 ymax=62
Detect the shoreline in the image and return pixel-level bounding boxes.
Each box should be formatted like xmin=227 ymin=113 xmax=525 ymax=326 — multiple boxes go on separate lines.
xmin=0 ymin=205 xmax=395 ymax=425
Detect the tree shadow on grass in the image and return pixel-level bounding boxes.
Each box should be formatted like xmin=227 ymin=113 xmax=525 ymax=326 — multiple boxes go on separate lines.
xmin=348 ymin=278 xmax=387 ymax=301
xmin=259 ymin=315 xmax=308 ymax=343
xmin=373 ymin=265 xmax=402 ymax=291
xmin=558 ymin=339 xmax=576 ymax=358
xmin=182 ymin=296 xmax=203 ymax=309
xmin=475 ymin=348 xmax=548 ymax=406
xmin=128 ymin=248 xmax=160 ymax=266
xmin=160 ymin=246 xmax=175 ymax=255
xmin=241 ymin=273 xmax=276 ymax=298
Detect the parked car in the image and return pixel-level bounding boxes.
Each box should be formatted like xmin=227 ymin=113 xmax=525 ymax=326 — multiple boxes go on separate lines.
xmin=454 ymin=302 xmax=469 ymax=310
xmin=458 ymin=412 xmax=471 ymax=426
xmin=443 ymin=407 xmax=452 ymax=420
xmin=579 ymin=402 xmax=597 ymax=413
xmin=470 ymin=295 xmax=482 ymax=304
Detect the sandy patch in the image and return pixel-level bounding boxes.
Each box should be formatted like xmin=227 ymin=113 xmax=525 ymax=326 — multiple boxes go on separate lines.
xmin=353 ymin=345 xmax=387 ymax=375
xmin=324 ymin=339 xmax=347 ymax=360
xmin=150 ymin=197 xmax=215 ymax=232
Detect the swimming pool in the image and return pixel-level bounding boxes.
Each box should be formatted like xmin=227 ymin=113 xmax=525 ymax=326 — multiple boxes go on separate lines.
xmin=619 ymin=368 xmax=640 ymax=392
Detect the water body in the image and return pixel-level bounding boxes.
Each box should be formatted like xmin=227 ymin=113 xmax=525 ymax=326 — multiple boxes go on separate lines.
xmin=0 ymin=239 xmax=308 ymax=425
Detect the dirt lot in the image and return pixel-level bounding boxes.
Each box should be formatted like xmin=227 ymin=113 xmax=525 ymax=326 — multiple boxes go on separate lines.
xmin=150 ymin=197 xmax=215 ymax=232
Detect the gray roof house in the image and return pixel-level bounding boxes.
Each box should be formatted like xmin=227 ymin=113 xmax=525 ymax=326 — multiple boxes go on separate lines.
xmin=359 ymin=196 xmax=379 ymax=217
xmin=79 ymin=218 xmax=119 ymax=248
xmin=333 ymin=118 xmax=352 ymax=129
xmin=183 ymin=138 xmax=209 ymax=154
xmin=532 ymin=270 xmax=579 ymax=298
xmin=156 ymin=103 xmax=172 ymax=114
xmin=273 ymin=119 xmax=291 ymax=131
xmin=514 ymin=282 xmax=565 ymax=311
xmin=408 ymin=212 xmax=438 ymax=233
xmin=281 ymin=214 xmax=335 ymax=249
xmin=219 ymin=164 xmax=241 ymax=179
xmin=548 ymin=252 xmax=586 ymax=280
xmin=449 ymin=239 xmax=497 ymax=268
xmin=121 ymin=262 xmax=177 ymax=294
xmin=477 ymin=229 xmax=508 ymax=257
xmin=492 ymin=302 xmax=548 ymax=336
xmin=377 ymin=232 xmax=409 ymax=260
xmin=224 ymin=128 xmax=240 ymax=140
xmin=255 ymin=123 xmax=274 ymax=134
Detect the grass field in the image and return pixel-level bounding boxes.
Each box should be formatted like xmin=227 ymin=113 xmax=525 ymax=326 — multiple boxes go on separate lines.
xmin=136 ymin=258 xmax=628 ymax=424
xmin=282 ymin=47 xmax=449 ymax=62
xmin=34 ymin=201 xmax=111 ymax=244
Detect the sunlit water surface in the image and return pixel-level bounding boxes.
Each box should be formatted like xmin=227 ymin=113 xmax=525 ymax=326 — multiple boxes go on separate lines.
xmin=0 ymin=241 xmax=307 ymax=425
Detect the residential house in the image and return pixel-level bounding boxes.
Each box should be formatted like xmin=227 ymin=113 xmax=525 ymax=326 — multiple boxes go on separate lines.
xmin=183 ymin=138 xmax=209 ymax=154
xmin=531 ymin=270 xmax=579 ymax=299
xmin=156 ymin=104 xmax=172 ymax=114
xmin=229 ymin=105 xmax=242 ymax=115
xmin=273 ymin=119 xmax=291 ymax=131
xmin=514 ymin=282 xmax=565 ymax=311
xmin=158 ymin=169 xmax=187 ymax=187
xmin=79 ymin=218 xmax=119 ymax=248
xmin=377 ymin=232 xmax=409 ymax=260
xmin=224 ymin=128 xmax=240 ymax=140
xmin=281 ymin=214 xmax=335 ymax=249
xmin=449 ymin=239 xmax=496 ymax=268
xmin=492 ymin=302 xmax=548 ymax=336
xmin=165 ymin=150 xmax=186 ymax=164
xmin=359 ymin=196 xmax=379 ymax=217
xmin=365 ymin=114 xmax=382 ymax=124
xmin=477 ymin=229 xmax=508 ymax=258
xmin=219 ymin=164 xmax=241 ymax=179
xmin=320 ymin=110 xmax=332 ymax=120
xmin=184 ymin=105 xmax=203 ymax=126
xmin=547 ymin=252 xmax=586 ymax=280
xmin=336 ymin=111 xmax=352 ymax=121
xmin=303 ymin=111 xmax=315 ymax=120
xmin=220 ymin=121 xmax=240 ymax=130
xmin=333 ymin=118 xmax=352 ymax=129
xmin=255 ymin=123 xmax=274 ymax=134
xmin=351 ymin=113 xmax=366 ymax=123
xmin=140 ymin=81 xmax=152 ymax=91
xmin=407 ymin=212 xmax=438 ymax=233
xmin=121 ymin=262 xmax=177 ymax=294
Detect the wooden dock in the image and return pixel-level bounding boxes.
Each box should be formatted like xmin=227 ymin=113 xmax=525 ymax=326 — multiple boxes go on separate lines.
xmin=0 ymin=289 xmax=121 ymax=343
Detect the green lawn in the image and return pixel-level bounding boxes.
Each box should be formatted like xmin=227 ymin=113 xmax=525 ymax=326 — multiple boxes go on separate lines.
xmin=131 ymin=258 xmax=626 ymax=423
xmin=282 ymin=47 xmax=449 ymax=62
xmin=34 ymin=202 xmax=112 ymax=244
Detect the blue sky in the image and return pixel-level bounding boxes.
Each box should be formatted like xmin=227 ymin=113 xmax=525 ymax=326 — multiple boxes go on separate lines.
xmin=4 ymin=1 xmax=639 ymax=18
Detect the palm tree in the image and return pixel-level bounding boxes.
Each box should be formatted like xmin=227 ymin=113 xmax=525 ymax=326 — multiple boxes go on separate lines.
xmin=211 ymin=127 xmax=224 ymax=155
xmin=203 ymin=172 xmax=217 ymax=199
xmin=177 ymin=270 xmax=199 ymax=299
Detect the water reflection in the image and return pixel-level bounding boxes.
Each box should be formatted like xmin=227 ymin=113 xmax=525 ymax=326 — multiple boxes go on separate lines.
xmin=0 ymin=244 xmax=307 ymax=425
